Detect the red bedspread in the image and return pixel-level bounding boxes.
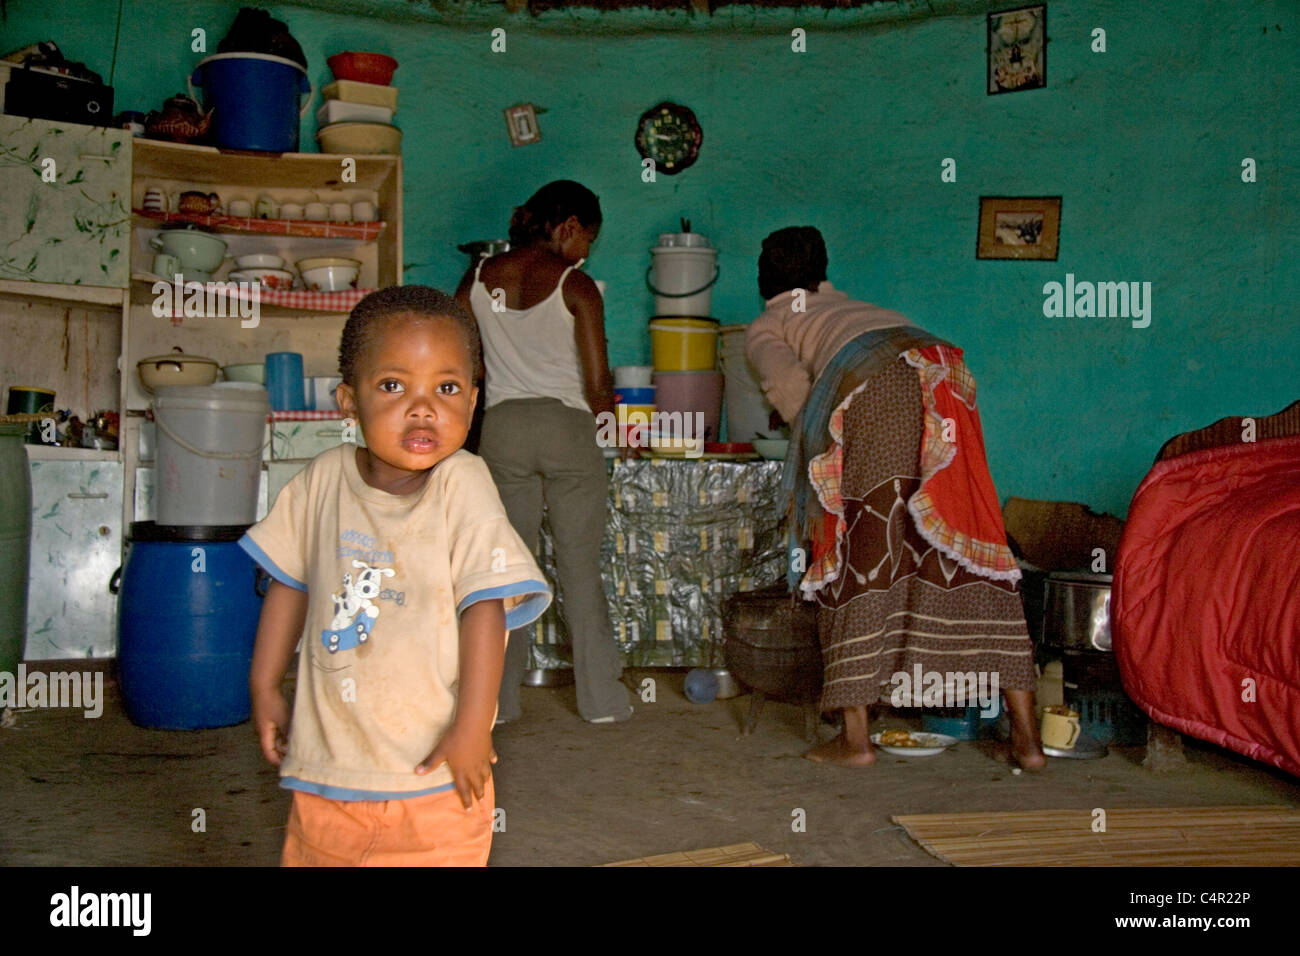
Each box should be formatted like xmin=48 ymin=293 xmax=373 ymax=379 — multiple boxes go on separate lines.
xmin=1113 ymin=435 xmax=1300 ymax=777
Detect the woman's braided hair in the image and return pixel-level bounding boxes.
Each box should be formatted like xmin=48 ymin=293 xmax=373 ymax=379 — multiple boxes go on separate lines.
xmin=508 ymin=180 xmax=602 ymax=247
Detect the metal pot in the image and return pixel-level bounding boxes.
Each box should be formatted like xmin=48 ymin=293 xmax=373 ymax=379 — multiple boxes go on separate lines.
xmin=137 ymin=347 xmax=219 ymax=392
xmin=723 ymin=585 xmax=822 ymax=703
xmin=1041 ymin=571 xmax=1113 ymax=651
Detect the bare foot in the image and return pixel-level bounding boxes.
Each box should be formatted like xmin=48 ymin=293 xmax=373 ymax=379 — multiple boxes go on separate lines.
xmin=1010 ymin=717 xmax=1047 ymax=771
xmin=1002 ymin=689 xmax=1047 ymax=771
xmin=805 ymin=732 xmax=877 ymax=766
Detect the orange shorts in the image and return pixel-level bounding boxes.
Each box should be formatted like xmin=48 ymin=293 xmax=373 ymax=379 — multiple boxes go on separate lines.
xmin=281 ymin=777 xmax=495 ymax=867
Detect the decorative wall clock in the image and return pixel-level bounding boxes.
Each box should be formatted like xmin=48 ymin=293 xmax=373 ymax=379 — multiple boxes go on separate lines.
xmin=635 ymin=102 xmax=702 ymax=174
xmin=988 ymin=5 xmax=1046 ymax=95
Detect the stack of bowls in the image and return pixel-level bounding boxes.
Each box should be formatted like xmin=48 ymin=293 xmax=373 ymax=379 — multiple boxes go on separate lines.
xmin=229 ymin=253 xmax=294 ymax=291
xmin=318 ymin=53 xmax=401 ymax=155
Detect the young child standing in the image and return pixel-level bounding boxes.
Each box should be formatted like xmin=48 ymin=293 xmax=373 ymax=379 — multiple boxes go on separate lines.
xmin=241 ymin=286 xmax=551 ymax=866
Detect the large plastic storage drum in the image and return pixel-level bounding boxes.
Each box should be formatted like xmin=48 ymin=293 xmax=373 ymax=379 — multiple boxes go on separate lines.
xmin=0 ymin=424 xmax=31 ymax=677
xmin=115 ymin=522 xmax=266 ymax=729
xmin=153 ymin=383 xmax=269 ymax=526
xmin=190 ymin=53 xmax=312 ymax=152
xmin=649 ymin=317 xmax=719 ymax=371
xmin=718 ymin=324 xmax=774 ymax=444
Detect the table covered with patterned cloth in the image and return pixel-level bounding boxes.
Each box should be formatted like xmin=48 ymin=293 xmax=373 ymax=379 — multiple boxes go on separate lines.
xmin=529 ymin=457 xmax=787 ymax=669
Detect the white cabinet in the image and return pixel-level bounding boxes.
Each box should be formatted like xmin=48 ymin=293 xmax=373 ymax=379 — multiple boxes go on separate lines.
xmin=25 ymin=455 xmax=123 ymax=659
xmin=0 ymin=116 xmax=131 ymax=288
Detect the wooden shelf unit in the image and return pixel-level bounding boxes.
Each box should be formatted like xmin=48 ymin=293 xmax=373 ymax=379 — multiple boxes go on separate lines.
xmin=122 ymin=139 xmax=404 ymax=533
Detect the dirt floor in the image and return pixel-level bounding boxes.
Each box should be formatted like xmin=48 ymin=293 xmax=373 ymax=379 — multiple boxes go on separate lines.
xmin=2 ymin=663 xmax=1297 ymax=867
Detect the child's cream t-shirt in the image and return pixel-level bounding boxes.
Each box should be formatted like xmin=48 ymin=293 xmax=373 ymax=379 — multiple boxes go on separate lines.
xmin=239 ymin=445 xmax=551 ymax=800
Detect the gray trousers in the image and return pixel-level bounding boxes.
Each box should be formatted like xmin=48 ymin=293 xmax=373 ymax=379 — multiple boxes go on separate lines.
xmin=479 ymin=398 xmax=630 ymax=721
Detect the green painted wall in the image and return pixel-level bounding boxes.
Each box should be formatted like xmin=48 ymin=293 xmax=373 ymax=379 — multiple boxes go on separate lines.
xmin=3 ymin=0 xmax=1295 ymax=515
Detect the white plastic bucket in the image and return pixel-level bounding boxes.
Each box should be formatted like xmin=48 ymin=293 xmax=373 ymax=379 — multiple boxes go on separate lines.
xmin=647 ymin=245 xmax=718 ymax=317
xmin=154 ymin=383 xmax=270 ymax=526
xmin=719 ymin=325 xmax=774 ymax=443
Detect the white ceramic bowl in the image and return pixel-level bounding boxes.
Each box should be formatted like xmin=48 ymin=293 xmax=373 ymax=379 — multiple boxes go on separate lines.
xmin=296 ymin=256 xmax=362 ymax=272
xmin=301 ymin=264 xmax=359 ymax=292
xmin=234 ymin=253 xmax=285 ymax=270
xmin=613 ymin=365 xmax=654 ymax=388
xmin=229 ymin=268 xmax=295 ymax=290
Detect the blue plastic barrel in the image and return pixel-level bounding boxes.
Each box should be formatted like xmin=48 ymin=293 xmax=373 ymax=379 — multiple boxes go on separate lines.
xmin=190 ymin=53 xmax=311 ymax=152
xmin=114 ymin=522 xmax=266 ymax=729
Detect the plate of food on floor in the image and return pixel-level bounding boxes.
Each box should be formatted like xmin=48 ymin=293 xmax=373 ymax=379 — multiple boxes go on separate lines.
xmin=871 ymin=729 xmax=959 ymax=757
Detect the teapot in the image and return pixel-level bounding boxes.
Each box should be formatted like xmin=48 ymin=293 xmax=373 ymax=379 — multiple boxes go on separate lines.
xmin=145 ymin=94 xmax=213 ymax=144
xmin=178 ymin=191 xmax=222 ymax=215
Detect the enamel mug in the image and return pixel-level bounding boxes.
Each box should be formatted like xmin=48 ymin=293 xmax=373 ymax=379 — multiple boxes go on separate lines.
xmin=329 ymin=202 xmax=352 ymax=221
xmin=227 ymin=199 xmax=253 ymax=217
xmin=305 ymin=202 xmax=329 ymax=221
xmin=279 ymin=202 xmax=304 ymax=220
xmin=351 ymin=200 xmax=377 ymax=221
xmin=152 ymin=253 xmax=181 ymax=278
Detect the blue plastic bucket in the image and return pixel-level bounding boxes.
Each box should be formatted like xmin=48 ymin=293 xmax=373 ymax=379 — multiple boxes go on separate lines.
xmin=190 ymin=53 xmax=312 ymax=152
xmin=114 ymin=523 xmax=266 ymax=729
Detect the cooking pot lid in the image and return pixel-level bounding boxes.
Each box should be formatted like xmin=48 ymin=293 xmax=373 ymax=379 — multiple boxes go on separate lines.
xmin=138 ymin=353 xmax=219 ymax=366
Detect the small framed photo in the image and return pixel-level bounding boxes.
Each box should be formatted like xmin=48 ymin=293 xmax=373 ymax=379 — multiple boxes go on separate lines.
xmin=504 ymin=104 xmax=541 ymax=147
xmin=988 ymin=4 xmax=1046 ymax=95
xmin=976 ymin=196 xmax=1061 ymax=260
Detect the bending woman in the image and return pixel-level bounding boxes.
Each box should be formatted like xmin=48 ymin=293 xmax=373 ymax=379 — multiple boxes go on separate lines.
xmin=456 ymin=180 xmax=633 ymax=724
xmin=745 ymin=227 xmax=1045 ymax=769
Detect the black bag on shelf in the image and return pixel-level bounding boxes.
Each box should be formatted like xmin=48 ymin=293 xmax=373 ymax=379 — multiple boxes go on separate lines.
xmin=216 ymin=7 xmax=307 ymax=69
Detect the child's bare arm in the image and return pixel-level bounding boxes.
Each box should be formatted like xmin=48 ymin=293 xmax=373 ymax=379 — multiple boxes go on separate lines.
xmin=416 ymin=598 xmax=505 ymax=808
xmin=249 ymin=579 xmax=308 ymax=765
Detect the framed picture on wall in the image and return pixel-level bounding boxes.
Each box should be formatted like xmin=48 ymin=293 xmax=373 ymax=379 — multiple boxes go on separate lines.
xmin=988 ymin=4 xmax=1046 ymax=94
xmin=976 ymin=196 xmax=1061 ymax=260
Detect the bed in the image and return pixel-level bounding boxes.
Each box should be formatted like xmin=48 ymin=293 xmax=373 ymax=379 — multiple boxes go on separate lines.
xmin=1112 ymin=401 xmax=1300 ymax=777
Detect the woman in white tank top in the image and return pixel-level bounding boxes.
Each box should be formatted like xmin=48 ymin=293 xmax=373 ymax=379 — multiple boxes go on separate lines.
xmin=455 ymin=181 xmax=633 ymax=725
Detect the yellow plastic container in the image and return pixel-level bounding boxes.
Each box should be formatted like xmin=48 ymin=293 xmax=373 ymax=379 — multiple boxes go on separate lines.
xmin=649 ymin=318 xmax=719 ymax=371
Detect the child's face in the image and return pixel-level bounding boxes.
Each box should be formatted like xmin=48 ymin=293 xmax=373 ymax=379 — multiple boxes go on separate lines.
xmin=335 ymin=313 xmax=478 ymax=490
